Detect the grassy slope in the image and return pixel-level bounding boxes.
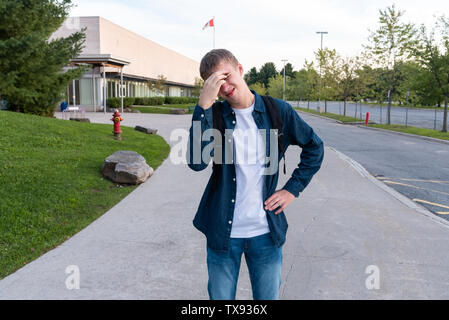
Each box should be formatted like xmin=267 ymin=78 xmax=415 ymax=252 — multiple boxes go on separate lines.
xmin=0 ymin=111 xmax=170 ymax=279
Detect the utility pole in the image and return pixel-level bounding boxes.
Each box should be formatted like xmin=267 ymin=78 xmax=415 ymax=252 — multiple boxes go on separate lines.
xmin=281 ymin=59 xmax=288 ymax=101
xmin=316 ymin=31 xmax=328 ymax=110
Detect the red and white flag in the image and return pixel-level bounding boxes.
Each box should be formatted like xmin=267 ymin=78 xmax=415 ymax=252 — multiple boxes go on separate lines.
xmin=202 ymin=18 xmax=214 ymax=30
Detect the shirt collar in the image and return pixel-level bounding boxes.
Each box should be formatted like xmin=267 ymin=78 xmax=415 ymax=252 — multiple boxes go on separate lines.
xmin=222 ymin=90 xmax=266 ymax=117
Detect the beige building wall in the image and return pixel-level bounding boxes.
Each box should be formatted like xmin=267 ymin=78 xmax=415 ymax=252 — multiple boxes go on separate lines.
xmin=50 ymin=17 xmax=100 ymax=54
xmin=51 ymin=16 xmax=200 ymax=86
xmin=98 ymin=17 xmax=199 ymax=86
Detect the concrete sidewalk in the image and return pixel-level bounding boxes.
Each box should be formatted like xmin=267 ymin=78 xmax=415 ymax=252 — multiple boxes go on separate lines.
xmin=1 ymin=112 xmax=449 ymax=299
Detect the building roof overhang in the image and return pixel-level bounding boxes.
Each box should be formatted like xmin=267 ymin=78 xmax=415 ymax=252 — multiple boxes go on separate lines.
xmin=70 ymin=54 xmax=130 ymax=68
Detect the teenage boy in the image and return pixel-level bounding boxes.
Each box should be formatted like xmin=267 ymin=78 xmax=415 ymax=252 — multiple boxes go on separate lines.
xmin=187 ymin=49 xmax=324 ymax=300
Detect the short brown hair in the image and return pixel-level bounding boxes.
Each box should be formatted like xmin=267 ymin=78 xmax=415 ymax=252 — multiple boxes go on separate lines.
xmin=199 ymin=49 xmax=239 ymax=80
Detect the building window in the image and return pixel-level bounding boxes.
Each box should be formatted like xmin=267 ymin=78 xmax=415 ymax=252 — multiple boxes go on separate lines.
xmin=129 ymin=83 xmax=136 ymax=97
xmin=80 ymin=78 xmax=94 ymax=105
xmin=107 ymin=80 xmax=117 ymax=98
xmin=68 ymin=80 xmax=80 ymax=105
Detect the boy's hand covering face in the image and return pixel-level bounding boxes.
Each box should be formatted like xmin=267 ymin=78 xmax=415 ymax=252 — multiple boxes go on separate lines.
xmin=198 ymin=70 xmax=229 ymax=110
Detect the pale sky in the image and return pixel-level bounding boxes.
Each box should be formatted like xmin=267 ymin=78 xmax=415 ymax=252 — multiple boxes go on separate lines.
xmin=70 ymin=0 xmax=449 ymax=73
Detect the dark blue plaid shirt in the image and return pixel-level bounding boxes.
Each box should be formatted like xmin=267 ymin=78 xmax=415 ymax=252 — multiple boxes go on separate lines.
xmin=187 ymin=91 xmax=324 ymax=252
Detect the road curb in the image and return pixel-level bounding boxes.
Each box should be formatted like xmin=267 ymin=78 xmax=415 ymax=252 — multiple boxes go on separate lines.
xmin=327 ymin=146 xmax=449 ymax=230
xmin=295 ymin=109 xmax=449 ymax=146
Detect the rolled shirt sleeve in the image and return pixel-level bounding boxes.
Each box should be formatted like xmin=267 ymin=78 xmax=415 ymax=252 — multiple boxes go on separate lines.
xmin=282 ymin=106 xmax=324 ymax=197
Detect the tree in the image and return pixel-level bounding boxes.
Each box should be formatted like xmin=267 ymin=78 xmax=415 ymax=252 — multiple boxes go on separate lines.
xmin=248 ymin=82 xmax=267 ymax=96
xmin=299 ymin=61 xmax=319 ymax=107
xmin=192 ymin=77 xmax=203 ymax=97
xmin=267 ymin=74 xmax=299 ymax=100
xmin=267 ymin=74 xmax=284 ymax=99
xmin=364 ymin=4 xmax=417 ymax=124
xmin=244 ymin=67 xmax=259 ymax=85
xmin=357 ymin=65 xmax=390 ymax=104
xmin=147 ymin=74 xmax=167 ymax=96
xmin=258 ymin=62 xmax=277 ymax=88
xmin=293 ymin=62 xmax=319 ymax=107
xmin=402 ymin=62 xmax=440 ymax=107
xmin=279 ymin=63 xmax=294 ymax=78
xmin=0 ymin=0 xmax=86 ymax=116
xmin=338 ymin=55 xmax=362 ymax=116
xmin=315 ymin=48 xmax=340 ymax=113
xmin=412 ymin=17 xmax=449 ymax=132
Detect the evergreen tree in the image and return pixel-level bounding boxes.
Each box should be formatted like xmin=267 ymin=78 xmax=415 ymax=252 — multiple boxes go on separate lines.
xmin=0 ymin=0 xmax=86 ymax=116
xmin=279 ymin=62 xmax=294 ymax=78
xmin=258 ymin=62 xmax=277 ymax=88
xmin=244 ymin=67 xmax=259 ymax=85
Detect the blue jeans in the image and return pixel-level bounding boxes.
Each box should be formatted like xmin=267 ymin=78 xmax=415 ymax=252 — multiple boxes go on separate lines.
xmin=206 ymin=232 xmax=283 ymax=300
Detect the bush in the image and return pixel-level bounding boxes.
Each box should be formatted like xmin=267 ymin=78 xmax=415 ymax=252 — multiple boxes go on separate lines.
xmin=165 ymin=97 xmax=198 ymax=104
xmin=108 ymin=96 xmax=198 ymax=107
xmin=106 ymin=97 xmax=136 ymax=108
xmin=132 ymin=97 xmax=163 ymax=105
xmin=106 ymin=97 xmax=121 ymax=108
xmin=124 ymin=97 xmax=135 ymax=107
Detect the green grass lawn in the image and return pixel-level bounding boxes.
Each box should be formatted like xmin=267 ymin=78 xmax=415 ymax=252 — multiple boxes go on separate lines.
xmin=133 ymin=104 xmax=195 ymax=114
xmin=294 ymin=106 xmax=362 ymax=123
xmin=0 ymin=110 xmax=170 ymax=279
xmin=295 ymin=106 xmax=449 ymax=141
xmin=369 ymin=124 xmax=449 ymax=141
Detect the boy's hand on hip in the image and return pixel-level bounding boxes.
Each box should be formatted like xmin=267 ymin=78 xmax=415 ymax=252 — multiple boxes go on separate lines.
xmin=264 ymin=190 xmax=295 ymax=215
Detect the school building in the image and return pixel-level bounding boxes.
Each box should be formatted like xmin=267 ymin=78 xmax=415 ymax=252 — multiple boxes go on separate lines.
xmin=50 ymin=16 xmax=200 ymax=111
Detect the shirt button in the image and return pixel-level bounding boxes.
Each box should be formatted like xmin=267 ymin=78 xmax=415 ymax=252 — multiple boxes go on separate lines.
xmin=201 ymin=114 xmax=204 ymax=118
xmin=232 ymin=120 xmax=236 ymax=124
xmin=228 ymin=220 xmax=232 ymax=224
xmin=233 ymin=177 xmax=236 ymax=181
xmin=231 ymin=199 xmax=235 ymax=203
xmin=228 ymin=139 xmax=232 ymax=143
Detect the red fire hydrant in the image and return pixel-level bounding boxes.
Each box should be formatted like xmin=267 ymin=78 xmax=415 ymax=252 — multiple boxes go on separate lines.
xmin=111 ymin=109 xmax=123 ymax=139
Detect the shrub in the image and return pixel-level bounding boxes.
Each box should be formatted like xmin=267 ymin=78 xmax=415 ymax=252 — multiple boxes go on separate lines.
xmin=124 ymin=97 xmax=135 ymax=107
xmin=107 ymin=97 xmax=121 ymax=108
xmin=106 ymin=97 xmax=135 ymax=108
xmin=164 ymin=97 xmax=198 ymax=104
xmin=108 ymin=96 xmax=198 ymax=107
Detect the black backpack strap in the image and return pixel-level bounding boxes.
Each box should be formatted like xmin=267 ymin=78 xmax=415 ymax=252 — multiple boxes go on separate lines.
xmin=211 ymin=101 xmax=224 ymax=191
xmin=261 ymin=95 xmax=286 ymax=175
xmin=212 ymin=101 xmax=225 ymax=139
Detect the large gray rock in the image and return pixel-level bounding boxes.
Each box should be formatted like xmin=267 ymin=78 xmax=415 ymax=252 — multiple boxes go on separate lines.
xmin=101 ymin=151 xmax=153 ymax=184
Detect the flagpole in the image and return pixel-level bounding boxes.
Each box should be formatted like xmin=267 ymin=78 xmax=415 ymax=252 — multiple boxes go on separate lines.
xmin=213 ymin=16 xmax=215 ymax=49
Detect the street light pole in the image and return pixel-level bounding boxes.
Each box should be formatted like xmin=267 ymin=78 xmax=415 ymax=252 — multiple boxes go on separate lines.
xmin=281 ymin=59 xmax=287 ymax=101
xmin=316 ymin=31 xmax=328 ymax=111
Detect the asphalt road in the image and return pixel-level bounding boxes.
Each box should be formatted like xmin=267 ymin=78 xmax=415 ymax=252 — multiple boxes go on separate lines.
xmin=290 ymin=101 xmax=447 ymax=131
xmin=297 ymin=110 xmax=449 ymax=220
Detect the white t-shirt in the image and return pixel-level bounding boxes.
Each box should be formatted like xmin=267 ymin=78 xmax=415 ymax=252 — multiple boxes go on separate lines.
xmin=230 ymin=101 xmax=270 ymax=238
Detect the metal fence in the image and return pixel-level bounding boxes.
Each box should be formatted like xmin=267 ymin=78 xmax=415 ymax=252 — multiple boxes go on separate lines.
xmin=289 ymin=101 xmax=447 ymax=131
